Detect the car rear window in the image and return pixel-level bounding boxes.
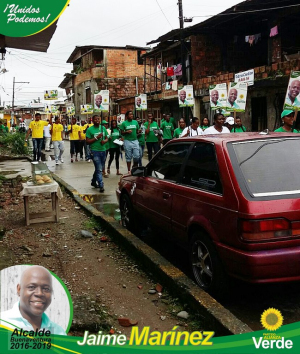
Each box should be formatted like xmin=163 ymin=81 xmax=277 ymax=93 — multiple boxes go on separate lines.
xmin=229 ymin=137 xmax=300 ymax=197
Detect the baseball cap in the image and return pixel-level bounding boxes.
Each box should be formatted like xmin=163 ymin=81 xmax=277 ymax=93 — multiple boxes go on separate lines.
xmin=281 ymin=110 xmax=294 ymax=118
xmin=225 ymin=117 xmax=234 ymax=125
xmin=101 ymin=120 xmax=108 ymax=124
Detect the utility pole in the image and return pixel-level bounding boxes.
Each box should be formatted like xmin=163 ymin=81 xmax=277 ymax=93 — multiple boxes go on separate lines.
xmin=178 ymin=0 xmax=187 ymax=85
xmin=11 ymin=77 xmax=29 ymax=125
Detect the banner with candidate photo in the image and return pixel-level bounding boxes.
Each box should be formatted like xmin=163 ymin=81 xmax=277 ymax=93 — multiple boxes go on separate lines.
xmin=209 ymin=83 xmax=227 ymax=110
xmin=44 ymin=90 xmax=58 ymax=100
xmin=178 ymin=85 xmax=194 ymax=107
xmin=44 ymin=104 xmax=51 ymax=113
xmin=135 ymin=94 xmax=147 ymax=111
xmin=284 ymin=71 xmax=300 ymax=110
xmin=66 ymin=106 xmax=75 ymax=115
xmin=51 ymin=105 xmax=59 ymax=114
xmin=226 ymin=82 xmax=248 ymax=112
xmin=80 ymin=104 xmax=93 ymax=115
xmin=94 ymin=90 xmax=109 ymax=112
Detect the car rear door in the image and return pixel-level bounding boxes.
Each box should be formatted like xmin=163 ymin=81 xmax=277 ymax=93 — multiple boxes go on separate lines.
xmin=135 ymin=143 xmax=192 ymax=233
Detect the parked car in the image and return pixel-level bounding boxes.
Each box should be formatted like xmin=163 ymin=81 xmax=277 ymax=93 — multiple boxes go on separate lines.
xmin=116 ymin=133 xmax=300 ymax=293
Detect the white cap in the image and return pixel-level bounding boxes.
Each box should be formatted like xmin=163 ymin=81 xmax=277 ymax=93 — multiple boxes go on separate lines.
xmin=225 ymin=117 xmax=234 ymax=125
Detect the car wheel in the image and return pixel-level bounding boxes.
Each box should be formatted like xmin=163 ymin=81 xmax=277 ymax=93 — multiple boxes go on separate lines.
xmin=120 ymin=194 xmax=136 ymax=233
xmin=189 ymin=231 xmax=227 ymax=295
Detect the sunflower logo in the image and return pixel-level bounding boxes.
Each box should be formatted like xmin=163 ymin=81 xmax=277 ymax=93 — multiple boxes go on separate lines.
xmin=104 ymin=99 xmax=108 ymax=103
xmin=240 ymin=94 xmax=244 ymax=99
xmin=221 ymin=93 xmax=225 ymax=98
xmin=261 ymin=308 xmax=283 ymax=331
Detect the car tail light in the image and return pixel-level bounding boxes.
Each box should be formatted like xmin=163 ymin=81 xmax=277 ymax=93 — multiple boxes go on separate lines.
xmin=240 ymin=218 xmax=292 ymax=241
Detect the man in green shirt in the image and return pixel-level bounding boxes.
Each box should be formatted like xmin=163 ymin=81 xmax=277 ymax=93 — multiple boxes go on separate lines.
xmin=174 ymin=119 xmax=186 ymax=138
xmin=120 ymin=110 xmax=140 ymax=173
xmin=144 ymin=113 xmax=160 ymax=161
xmin=86 ymin=115 xmax=109 ymax=193
xmin=161 ymin=114 xmax=174 ymax=145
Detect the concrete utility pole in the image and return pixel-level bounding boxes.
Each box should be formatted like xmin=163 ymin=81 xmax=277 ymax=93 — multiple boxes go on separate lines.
xmin=178 ymin=0 xmax=187 ymax=85
xmin=11 ymin=77 xmax=29 ymax=124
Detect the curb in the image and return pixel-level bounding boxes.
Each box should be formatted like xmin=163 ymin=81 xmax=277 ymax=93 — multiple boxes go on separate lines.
xmin=52 ymin=172 xmax=252 ymax=336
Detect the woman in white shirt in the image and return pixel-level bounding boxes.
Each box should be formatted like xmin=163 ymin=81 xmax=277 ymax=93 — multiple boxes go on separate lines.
xmin=180 ymin=117 xmax=204 ymax=137
xmin=204 ymin=113 xmax=231 ymax=135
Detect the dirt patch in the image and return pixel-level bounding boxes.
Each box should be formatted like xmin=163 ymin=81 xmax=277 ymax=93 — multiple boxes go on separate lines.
xmin=0 ymin=190 xmax=203 ymax=336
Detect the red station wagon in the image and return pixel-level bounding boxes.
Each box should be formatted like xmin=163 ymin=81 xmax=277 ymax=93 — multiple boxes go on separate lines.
xmin=116 ymin=133 xmax=300 ymax=293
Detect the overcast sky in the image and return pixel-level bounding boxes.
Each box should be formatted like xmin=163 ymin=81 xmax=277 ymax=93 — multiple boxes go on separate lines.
xmin=0 ymin=0 xmax=240 ymax=106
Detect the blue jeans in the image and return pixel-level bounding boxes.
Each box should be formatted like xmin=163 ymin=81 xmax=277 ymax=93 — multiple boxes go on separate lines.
xmin=138 ymin=144 xmax=145 ymax=167
xmin=91 ymin=150 xmax=106 ymax=188
xmin=32 ymin=138 xmax=43 ymax=161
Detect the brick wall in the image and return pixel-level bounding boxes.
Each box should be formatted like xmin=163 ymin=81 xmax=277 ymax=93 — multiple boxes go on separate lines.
xmin=0 ymin=175 xmax=23 ymax=208
xmin=106 ymin=49 xmax=144 ymax=78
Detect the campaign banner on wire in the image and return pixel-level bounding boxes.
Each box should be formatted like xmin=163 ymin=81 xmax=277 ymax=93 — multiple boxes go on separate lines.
xmin=44 ymin=90 xmax=58 ymax=101
xmin=226 ymin=82 xmax=248 ymax=112
xmin=178 ymin=86 xmax=194 ymax=107
xmin=284 ymin=71 xmax=300 ymax=110
xmin=80 ymin=105 xmax=93 ymax=115
xmin=135 ymin=94 xmax=147 ymax=111
xmin=0 ymin=1 xmax=70 ymax=37
xmin=209 ymin=83 xmax=227 ymax=110
xmin=94 ymin=90 xmax=110 ymax=112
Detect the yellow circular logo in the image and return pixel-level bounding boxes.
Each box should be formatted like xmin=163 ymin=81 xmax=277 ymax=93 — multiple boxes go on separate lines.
xmin=261 ymin=308 xmax=283 ymax=331
xmin=240 ymin=94 xmax=244 ymax=99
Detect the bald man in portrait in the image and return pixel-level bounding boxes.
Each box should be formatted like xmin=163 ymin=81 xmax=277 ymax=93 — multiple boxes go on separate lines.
xmin=0 ymin=266 xmax=66 ymax=335
xmin=285 ymin=79 xmax=300 ymax=107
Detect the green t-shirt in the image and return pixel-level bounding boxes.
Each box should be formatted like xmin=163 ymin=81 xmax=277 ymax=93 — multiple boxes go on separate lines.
xmin=120 ymin=120 xmax=139 ymax=141
xmin=86 ymin=125 xmax=109 ymax=151
xmin=137 ymin=125 xmax=145 ymax=146
xmin=274 ymin=127 xmax=299 ymax=133
xmin=174 ymin=127 xmax=184 ymax=138
xmin=232 ymin=126 xmax=246 ymax=133
xmin=144 ymin=121 xmax=159 ymax=142
xmin=201 ymin=125 xmax=209 ymax=131
xmin=109 ymin=128 xmax=122 ymax=148
xmin=161 ymin=121 xmax=174 ymax=139
xmin=161 ymin=117 xmax=176 ymax=129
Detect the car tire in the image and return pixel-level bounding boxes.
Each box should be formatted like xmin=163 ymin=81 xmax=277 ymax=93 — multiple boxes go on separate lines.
xmin=189 ymin=231 xmax=228 ymax=295
xmin=120 ymin=194 xmax=136 ymax=233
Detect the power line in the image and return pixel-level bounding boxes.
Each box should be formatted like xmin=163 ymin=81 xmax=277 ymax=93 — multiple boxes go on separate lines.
xmin=192 ymin=3 xmax=300 ymax=18
xmin=155 ymin=0 xmax=173 ymax=29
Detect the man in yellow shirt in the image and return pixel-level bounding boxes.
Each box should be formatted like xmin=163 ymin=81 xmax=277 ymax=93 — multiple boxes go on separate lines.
xmin=67 ymin=117 xmax=82 ymax=163
xmin=50 ymin=117 xmax=65 ymax=165
xmin=25 ymin=113 xmax=50 ymax=162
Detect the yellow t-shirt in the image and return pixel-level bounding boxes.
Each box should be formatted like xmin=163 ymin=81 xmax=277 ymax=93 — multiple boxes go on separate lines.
xmin=29 ymin=120 xmax=49 ymax=138
xmin=79 ymin=125 xmax=86 ymax=140
xmin=50 ymin=123 xmax=63 ymax=141
xmin=68 ymin=124 xmax=81 ymax=140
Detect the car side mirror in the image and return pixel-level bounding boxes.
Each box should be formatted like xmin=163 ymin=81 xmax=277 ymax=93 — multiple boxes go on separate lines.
xmin=131 ymin=166 xmax=145 ymax=177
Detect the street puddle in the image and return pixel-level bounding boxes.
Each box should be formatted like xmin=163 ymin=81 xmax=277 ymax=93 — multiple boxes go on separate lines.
xmin=79 ymin=194 xmax=121 ymax=221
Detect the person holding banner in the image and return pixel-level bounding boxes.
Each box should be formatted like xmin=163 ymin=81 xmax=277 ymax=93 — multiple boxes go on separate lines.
xmin=107 ymin=120 xmax=123 ymax=175
xmin=274 ymin=110 xmax=297 ymax=132
xmin=67 ymin=117 xmax=82 ymax=163
xmin=204 ymin=113 xmax=231 ymax=135
xmin=25 ymin=113 xmax=51 ymax=162
xmin=120 ymin=110 xmax=140 ymax=173
xmin=285 ymin=80 xmax=300 ymax=107
xmin=180 ymin=117 xmax=203 ymax=137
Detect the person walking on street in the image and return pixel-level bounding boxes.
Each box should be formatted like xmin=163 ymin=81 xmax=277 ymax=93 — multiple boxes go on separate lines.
xmin=43 ymin=120 xmax=52 ymax=152
xmin=83 ymin=119 xmax=93 ymax=162
xmin=101 ymin=120 xmax=110 ymax=177
xmin=86 ymin=115 xmax=109 ymax=193
xmin=50 ymin=117 xmax=65 ymax=165
xmin=204 ymin=113 xmax=231 ymax=135
xmin=274 ymin=110 xmax=296 ymax=133
xmin=67 ymin=117 xmax=81 ymax=162
xmin=160 ymin=114 xmax=174 ymax=145
xmin=25 ymin=113 xmax=51 ymax=162
xmin=180 ymin=117 xmax=203 ymax=137
xmin=137 ymin=117 xmax=146 ymax=166
xmin=144 ymin=113 xmax=160 ymax=161
xmin=174 ymin=118 xmax=186 ymax=138
xmin=107 ymin=120 xmax=123 ymax=175
xmin=120 ymin=110 xmax=140 ymax=173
